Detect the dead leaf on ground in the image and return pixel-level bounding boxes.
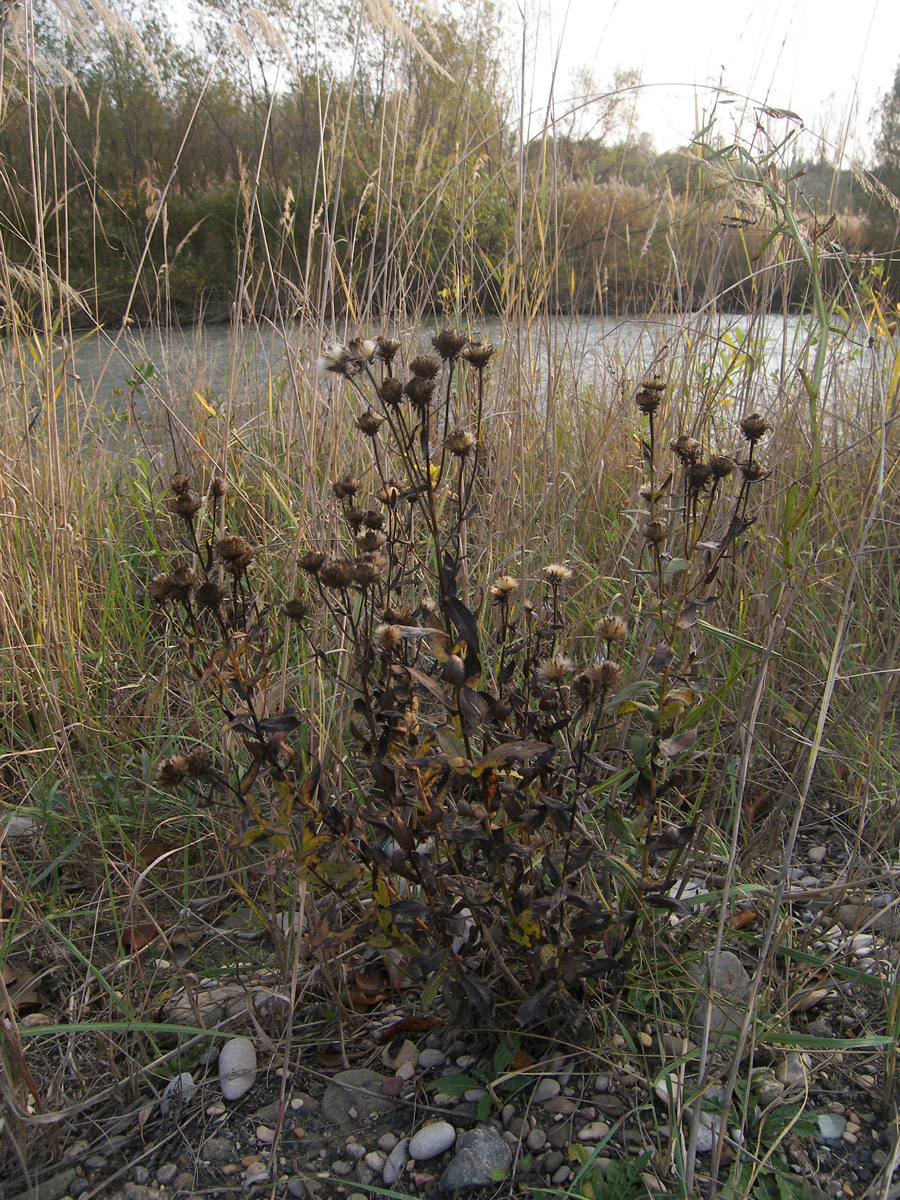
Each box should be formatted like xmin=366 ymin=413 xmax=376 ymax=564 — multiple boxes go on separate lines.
xmin=2 ymin=962 xmax=42 ymax=1014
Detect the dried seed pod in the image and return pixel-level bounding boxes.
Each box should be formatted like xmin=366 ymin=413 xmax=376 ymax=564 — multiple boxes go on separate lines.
xmin=739 ymin=413 xmax=771 ymax=442
xmin=462 ymin=341 xmax=494 ymax=368
xmin=432 ymin=329 xmax=468 ymax=360
xmin=409 ymin=355 xmax=440 ymax=380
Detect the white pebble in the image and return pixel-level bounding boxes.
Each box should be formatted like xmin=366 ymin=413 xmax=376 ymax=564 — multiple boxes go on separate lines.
xmin=218 ymin=1038 xmax=257 ymax=1101
xmin=409 ymin=1121 xmax=457 ymax=1160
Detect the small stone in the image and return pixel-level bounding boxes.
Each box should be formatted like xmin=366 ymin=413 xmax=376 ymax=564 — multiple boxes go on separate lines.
xmin=364 ymin=1151 xmax=385 ymax=1171
xmin=155 ymin=1163 xmax=177 ymax=1186
xmin=776 ymin=1053 xmax=808 ymax=1088
xmin=123 ymin=1186 xmax=163 ymax=1200
xmin=133 ymin=1167 xmax=150 ymax=1184
xmin=842 ymin=1131 xmax=858 ymax=1145
xmin=543 ymin=1096 xmax=577 ymax=1116
xmin=507 ymin=1117 xmax=530 ymax=1138
xmin=219 ymin=1038 xmax=257 ymax=1102
xmin=532 ymin=1078 xmax=560 ymax=1104
xmin=578 ymin=1121 xmax=610 ymax=1142
xmin=345 ymin=1143 xmax=366 ymax=1162
xmin=817 ymin=1114 xmax=847 ymax=1142
xmin=201 ymin=1138 xmax=234 ymax=1164
xmin=456 ymin=1055 xmax=476 ymax=1068
xmin=290 ymin=1097 xmax=304 ymax=1111
xmin=378 ymin=1133 xmax=398 ymax=1153
xmin=501 ymin=1103 xmax=516 ymax=1126
xmin=551 ymin=1165 xmax=571 ymax=1185
xmin=807 ymin=845 xmax=827 ymax=863
xmin=160 ymin=1073 xmax=195 ymax=1117
xmin=331 ymin=1161 xmax=352 ymax=1177
xmin=383 ymin=1038 xmax=419 ymax=1071
xmin=84 ymin=1156 xmax=108 ymax=1171
xmin=464 ymin=1087 xmax=488 ymax=1103
xmin=526 ymin=1127 xmax=547 ymax=1152
xmin=286 ymin=1183 xmax=307 ymax=1200
xmin=418 ymin=1049 xmax=446 ymax=1070
xmin=382 ymin=1138 xmax=409 ymax=1186
xmin=256 ymin=1126 xmax=275 ymax=1144
xmin=410 ymin=1121 xmax=457 ymax=1161
xmin=593 ymin=1074 xmax=611 ymax=1093
xmin=544 ymin=1151 xmax=565 ymax=1173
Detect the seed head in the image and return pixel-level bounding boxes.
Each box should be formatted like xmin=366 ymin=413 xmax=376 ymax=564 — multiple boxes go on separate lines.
xmin=373 ymin=623 xmax=403 ymax=652
xmin=379 ymin=378 xmax=404 ymax=407
xmin=362 ymin=550 xmax=389 ymax=575
xmin=543 ymin=563 xmax=573 ymax=584
xmin=409 ymin=355 xmax=440 ymax=380
xmin=196 ymin=581 xmax=227 ymax=610
xmin=446 ymin=429 xmax=477 ymax=457
xmin=382 ymin=604 xmax=413 ymax=624
xmin=588 ymin=659 xmax=624 ymax=690
xmin=347 ymin=337 xmax=377 ymax=364
xmin=432 ymin=330 xmax=468 ymax=360
xmin=635 ymin=387 xmax=663 ymax=414
xmin=377 ymin=482 xmax=400 ymax=507
xmin=350 ymin=559 xmax=382 ymax=586
xmin=375 ymin=336 xmax=401 ymax=364
xmin=216 ymin=535 xmax=254 ymax=574
xmin=671 ymin=435 xmax=702 ymax=461
xmin=209 ymin=475 xmax=228 ymax=499
xmin=573 ymin=672 xmax=600 ymax=702
xmin=643 ymin=519 xmax=668 ymax=544
xmin=688 ymin=461 xmax=714 ymax=493
xmin=298 ymin=550 xmax=327 ymax=573
xmin=345 ymin=507 xmax=366 ymax=532
xmin=537 ymin=654 xmax=575 ymax=683
xmin=709 ymin=454 xmax=734 ymax=479
xmin=156 ymin=755 xmax=189 ymax=787
xmin=739 ymin=413 xmax=771 ymax=442
xmin=463 ymin=341 xmax=495 ymax=369
xmin=639 ymin=482 xmax=667 ymax=501
xmin=148 ymin=573 xmax=173 ymax=605
xmin=319 ymin=560 xmax=356 ymax=588
xmin=332 ymin=475 xmax=360 ymax=502
xmin=491 ymin=575 xmax=519 ymax=598
xmin=167 ymin=491 xmax=203 ymax=521
xmin=185 ymin=746 xmax=211 ymax=775
xmin=169 ymin=563 xmax=196 ymax=601
xmin=364 ymin=509 xmax=385 ymax=530
xmin=320 ymin=342 xmax=354 ymax=376
xmin=355 ymin=409 xmax=385 ymax=437
xmin=740 ymin=461 xmax=769 ymax=483
xmin=283 ymin=598 xmax=309 ymax=622
xmin=597 ymin=615 xmax=628 ymax=643
xmin=405 ymin=376 xmax=436 ymax=407
xmin=170 ymin=473 xmax=191 ymax=496
xmin=357 ymin=529 xmax=386 ymax=553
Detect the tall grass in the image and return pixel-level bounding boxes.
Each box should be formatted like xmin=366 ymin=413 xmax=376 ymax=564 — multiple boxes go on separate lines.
xmin=1 ymin=2 xmax=899 ymax=1196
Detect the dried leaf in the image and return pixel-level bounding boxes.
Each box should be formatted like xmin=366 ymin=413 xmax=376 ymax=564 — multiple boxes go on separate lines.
xmin=659 ymin=727 xmax=699 ymax=758
xmin=515 ymin=980 xmax=558 ymax=1028
xmin=471 ymin=740 xmax=553 ymax=778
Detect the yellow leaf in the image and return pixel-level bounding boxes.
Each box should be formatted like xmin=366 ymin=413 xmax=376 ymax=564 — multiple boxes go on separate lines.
xmin=194 ymin=390 xmax=220 ymax=418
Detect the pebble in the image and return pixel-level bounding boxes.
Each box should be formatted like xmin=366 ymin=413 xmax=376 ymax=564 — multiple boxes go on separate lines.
xmin=418 ymin=1048 xmax=446 ymax=1069
xmin=464 ymin=1087 xmax=488 ymax=1102
xmin=331 ymin=1161 xmax=352 ymax=1177
xmin=201 ymin=1138 xmax=234 ymax=1164
xmin=382 ymin=1138 xmax=409 ymax=1186
xmin=364 ymin=1151 xmax=385 ymax=1171
xmin=155 ymin=1164 xmax=177 ymax=1186
xmin=818 ymin=1114 xmax=847 ymax=1142
xmin=160 ymin=1072 xmax=195 ymax=1116
xmin=256 ymin=1126 xmax=275 ymax=1144
xmin=593 ymin=1074 xmax=611 ymax=1092
xmin=543 ymin=1096 xmax=577 ymax=1116
xmin=532 ymin=1077 xmax=560 ymax=1103
xmin=440 ymin=1127 xmax=512 ymax=1191
xmin=219 ymin=1038 xmax=257 ymax=1102
xmin=776 ymin=1053 xmax=808 ymax=1088
xmin=456 ymin=1055 xmax=476 ymax=1068
xmin=551 ymin=1165 xmax=571 ymax=1185
xmin=577 ymin=1121 xmax=610 ymax=1142
xmin=286 ymin=1180 xmax=307 ymax=1198
xmin=378 ymin=1133 xmax=398 ymax=1153
xmin=526 ymin=1127 xmax=547 ymax=1152
xmin=321 ymin=1069 xmax=395 ymax=1124
xmin=807 ymin=845 xmax=827 ymax=863
xmin=409 ymin=1121 xmax=457 ymax=1161
xmin=345 ymin=1143 xmax=366 ymax=1162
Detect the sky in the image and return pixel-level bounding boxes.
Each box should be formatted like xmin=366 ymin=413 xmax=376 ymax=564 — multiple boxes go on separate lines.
xmin=517 ymin=0 xmax=899 ymax=160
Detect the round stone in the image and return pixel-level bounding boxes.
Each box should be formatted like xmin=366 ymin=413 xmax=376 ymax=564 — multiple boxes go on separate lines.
xmin=409 ymin=1120 xmax=457 ymax=1161
xmin=218 ymin=1038 xmax=257 ymax=1101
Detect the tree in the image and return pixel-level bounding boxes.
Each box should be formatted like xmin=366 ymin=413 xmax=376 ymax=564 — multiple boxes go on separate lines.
xmin=874 ymin=59 xmax=900 ymax=188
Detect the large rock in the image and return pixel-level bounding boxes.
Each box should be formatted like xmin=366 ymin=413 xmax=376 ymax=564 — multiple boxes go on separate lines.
xmin=440 ymin=1127 xmax=512 ymax=1190
xmin=320 ymin=1069 xmax=395 ymax=1125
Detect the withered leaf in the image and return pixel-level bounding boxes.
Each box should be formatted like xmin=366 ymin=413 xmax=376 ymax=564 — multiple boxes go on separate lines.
xmin=649 ymin=644 xmax=677 ymax=671
xmin=471 ymin=740 xmax=553 ymax=778
xmin=459 ymin=970 xmax=494 ymax=1020
xmin=515 ymin=980 xmax=558 ymax=1028
xmin=659 ymin=727 xmax=699 ymax=758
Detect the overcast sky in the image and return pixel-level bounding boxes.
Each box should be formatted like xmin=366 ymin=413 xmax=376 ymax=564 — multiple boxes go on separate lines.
xmin=516 ymin=0 xmax=899 ymax=160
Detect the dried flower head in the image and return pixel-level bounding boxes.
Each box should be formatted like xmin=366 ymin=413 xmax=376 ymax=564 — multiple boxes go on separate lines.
xmin=740 ymin=461 xmax=769 ymax=483
xmin=216 ymin=535 xmax=254 ymax=574
xmin=432 ymin=330 xmax=468 ymax=360
xmin=588 ymin=659 xmax=624 ymax=690
xmin=597 ymin=615 xmax=628 ymax=643
xmin=156 ymin=755 xmax=189 ymax=787
xmin=320 ymin=342 xmax=353 ymax=376
xmin=319 ymin=560 xmax=356 ymax=589
xmin=543 ymin=563 xmax=573 ymax=584
xmin=298 ymin=550 xmax=327 ymax=573
xmin=573 ymin=671 xmax=600 ymax=702
xmin=643 ymin=519 xmax=668 ymax=544
xmin=148 ymin=573 xmax=173 ymax=605
xmin=639 ymin=481 xmax=667 ymax=501
xmin=283 ymin=598 xmax=309 ymax=622
xmin=364 ymin=509 xmax=386 ymax=530
xmin=491 ymin=575 xmax=519 ymax=597
xmin=377 ymin=482 xmax=401 ymax=507
xmin=537 ymin=654 xmax=575 ymax=683
xmin=345 ymin=507 xmax=367 ymax=533
xmin=196 ymin=581 xmax=227 ymax=610
xmin=409 ymin=355 xmax=440 ymax=380
xmin=709 ymin=454 xmax=734 ymax=479
xmin=167 ymin=491 xmax=203 ymax=521
xmin=375 ymin=336 xmax=401 ymax=364
xmin=739 ymin=413 xmax=771 ymax=442
xmin=688 ymin=461 xmax=714 ymax=493
xmin=373 ymin=623 xmax=403 ymax=652
xmin=463 ymin=341 xmax=495 ymax=369
xmin=357 ymin=529 xmax=387 ymax=553
xmin=446 ymin=429 xmax=477 ymax=457
xmin=332 ymin=475 xmax=360 ymax=502
xmin=168 ymin=563 xmax=196 ymax=601
xmin=362 ymin=550 xmax=388 ymax=575
xmin=382 ymin=604 xmax=413 ymax=624
xmin=347 ymin=337 xmax=377 ymax=364
xmin=635 ymin=387 xmax=664 ymax=414
xmin=379 ymin=378 xmax=404 ymax=407
xmin=209 ymin=475 xmax=228 ymax=499
xmin=671 ymin=435 xmax=702 ymax=461
xmin=405 ymin=376 xmax=436 ymax=407
xmin=170 ymin=473 xmax=191 ymax=496
xmin=185 ymin=746 xmax=211 ymax=775
xmin=350 ymin=559 xmax=382 ymax=586
xmin=355 ymin=409 xmax=385 ymax=437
